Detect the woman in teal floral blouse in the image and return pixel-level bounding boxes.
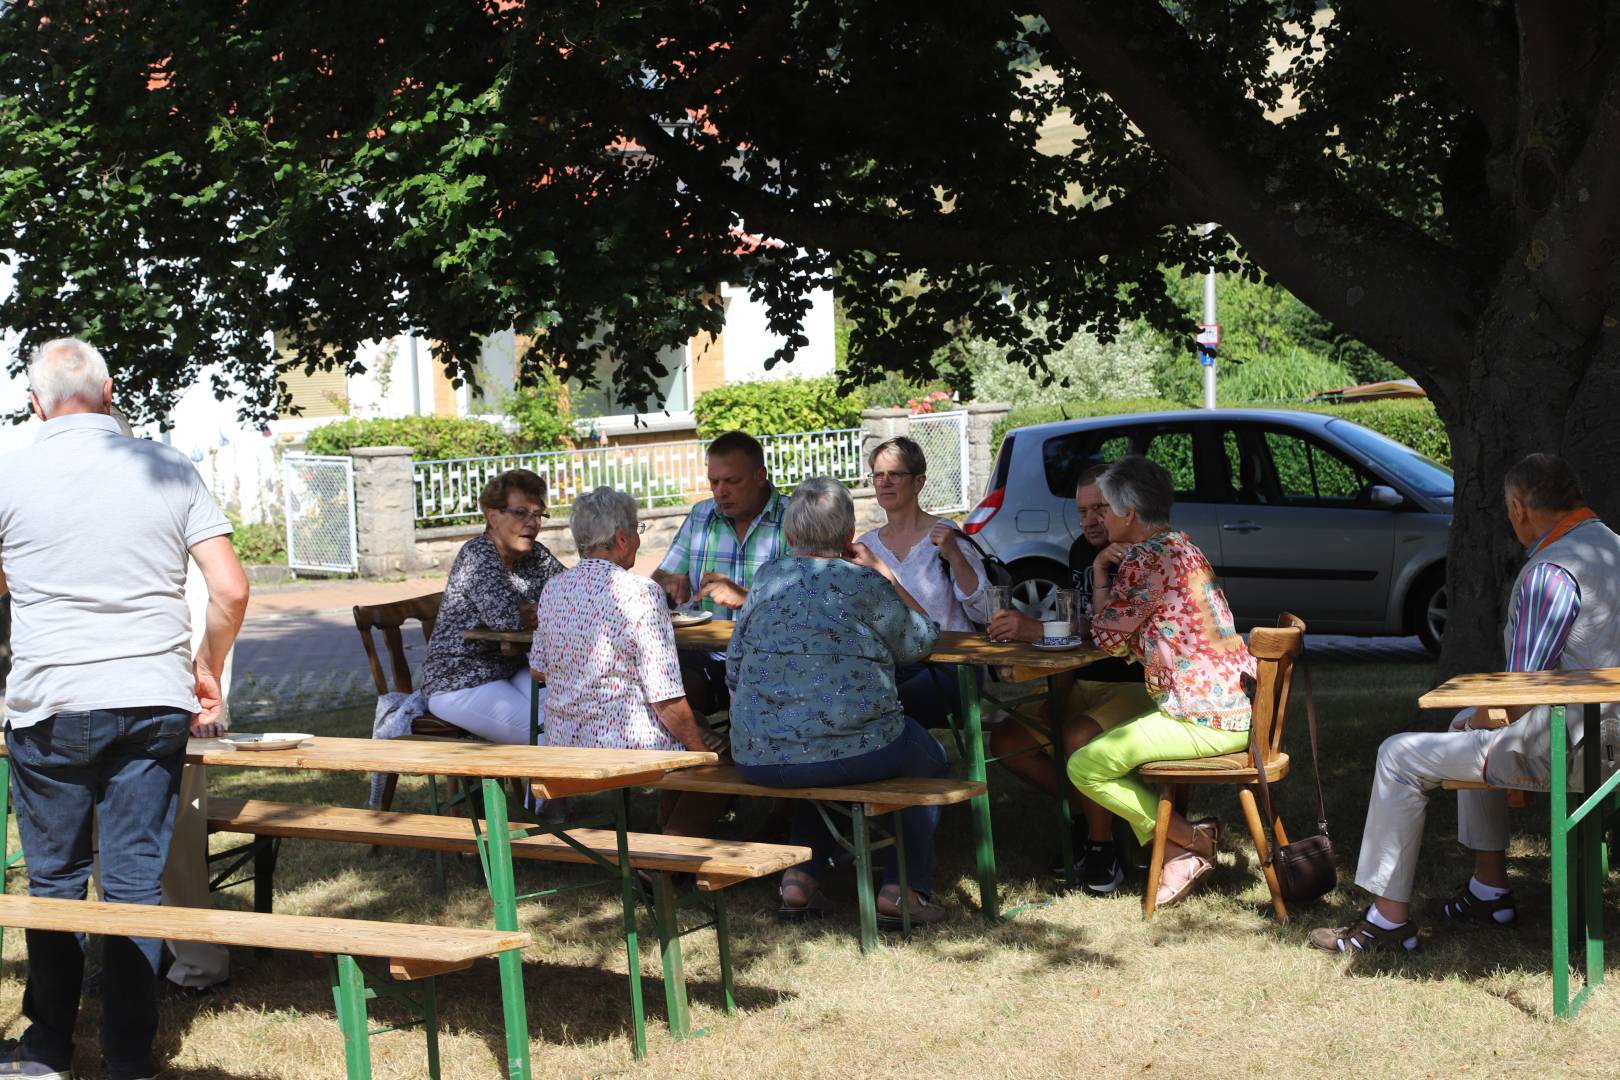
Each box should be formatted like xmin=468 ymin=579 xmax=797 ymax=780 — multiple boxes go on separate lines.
xmin=728 ymin=477 xmax=951 ymax=926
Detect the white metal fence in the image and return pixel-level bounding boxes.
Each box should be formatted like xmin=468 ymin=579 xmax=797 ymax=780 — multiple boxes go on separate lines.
xmin=910 ymin=410 xmax=970 ymax=512
xmin=414 ymin=427 xmax=866 ymax=525
xmin=282 ymin=453 xmax=358 ymax=573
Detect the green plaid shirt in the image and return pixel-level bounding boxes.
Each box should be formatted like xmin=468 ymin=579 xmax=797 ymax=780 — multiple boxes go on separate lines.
xmin=656 ymin=488 xmax=788 ymax=620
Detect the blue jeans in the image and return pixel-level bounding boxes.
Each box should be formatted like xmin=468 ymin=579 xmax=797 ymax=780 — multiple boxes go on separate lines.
xmin=737 ymin=717 xmax=949 ymax=894
xmin=6 ymin=708 xmax=189 ymax=1078
xmin=895 ymin=663 xmax=979 ymax=729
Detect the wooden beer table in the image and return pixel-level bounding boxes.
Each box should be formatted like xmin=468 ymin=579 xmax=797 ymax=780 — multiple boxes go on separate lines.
xmin=469 ymin=622 xmax=1103 ymax=919
xmin=1420 ymin=669 xmax=1620 ymax=1019
xmin=0 ymin=735 xmax=714 ymax=1079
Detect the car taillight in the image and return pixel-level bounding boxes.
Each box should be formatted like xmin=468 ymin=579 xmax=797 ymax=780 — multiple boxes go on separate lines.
xmin=962 ymin=488 xmax=1003 ymax=535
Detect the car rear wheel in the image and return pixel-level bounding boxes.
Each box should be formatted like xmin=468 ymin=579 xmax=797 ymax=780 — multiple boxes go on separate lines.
xmin=1410 ymin=568 xmax=1447 ymax=656
xmin=1008 ymin=560 xmax=1070 ymax=621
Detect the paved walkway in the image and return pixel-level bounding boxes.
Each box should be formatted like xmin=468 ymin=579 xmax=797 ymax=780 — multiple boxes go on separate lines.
xmin=229 ymin=569 xmax=1432 ymax=723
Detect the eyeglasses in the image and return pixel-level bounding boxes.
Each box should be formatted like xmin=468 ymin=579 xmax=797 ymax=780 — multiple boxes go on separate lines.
xmin=1078 ymin=501 xmax=1111 ymax=519
xmin=494 ymin=507 xmax=548 ymax=523
xmin=636 ymin=522 xmax=649 ymax=534
xmin=871 ymin=470 xmax=916 ymax=485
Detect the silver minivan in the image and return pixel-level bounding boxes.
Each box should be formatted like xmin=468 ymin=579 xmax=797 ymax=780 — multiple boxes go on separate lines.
xmin=963 ymin=408 xmax=1453 ymax=652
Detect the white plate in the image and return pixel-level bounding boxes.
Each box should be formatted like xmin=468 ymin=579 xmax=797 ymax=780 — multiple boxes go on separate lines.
xmin=221 ymin=732 xmax=314 ymax=751
xmin=671 ymin=610 xmax=714 ymax=627
xmin=1033 ymin=639 xmax=1087 ymax=651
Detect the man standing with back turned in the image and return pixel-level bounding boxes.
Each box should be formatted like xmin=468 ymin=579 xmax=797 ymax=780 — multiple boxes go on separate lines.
xmin=0 ymin=338 xmax=249 ymax=1080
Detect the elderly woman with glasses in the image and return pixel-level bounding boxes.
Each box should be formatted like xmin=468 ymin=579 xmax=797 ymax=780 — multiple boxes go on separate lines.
xmin=532 ymin=487 xmax=729 ymax=834
xmin=858 ymin=437 xmax=991 ymax=726
xmin=727 ymin=477 xmax=952 ymax=926
xmin=421 ymin=469 xmax=565 ymax=742
xmin=1064 ymin=455 xmax=1257 ymax=909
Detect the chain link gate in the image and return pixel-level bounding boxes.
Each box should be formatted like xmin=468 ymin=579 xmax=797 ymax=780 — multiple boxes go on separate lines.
xmin=909 ymin=410 xmax=970 ymax=513
xmin=282 ymin=453 xmax=358 ymax=574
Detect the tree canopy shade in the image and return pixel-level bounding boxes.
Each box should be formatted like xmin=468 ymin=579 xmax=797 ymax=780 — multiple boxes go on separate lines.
xmin=3 ymin=1 xmax=1619 ymax=673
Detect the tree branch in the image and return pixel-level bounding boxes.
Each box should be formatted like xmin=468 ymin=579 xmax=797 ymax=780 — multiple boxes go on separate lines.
xmin=1035 ymin=0 xmax=1481 ymax=383
xmin=632 ymin=117 xmax=1200 ymax=266
xmin=1359 ymin=0 xmax=1517 ymax=144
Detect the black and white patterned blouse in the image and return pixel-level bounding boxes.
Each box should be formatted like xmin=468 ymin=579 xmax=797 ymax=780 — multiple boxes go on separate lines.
xmin=420 ymin=533 xmax=566 ymax=698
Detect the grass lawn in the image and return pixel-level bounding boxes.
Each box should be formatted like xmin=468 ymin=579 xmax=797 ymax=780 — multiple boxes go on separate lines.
xmin=3 ymin=655 xmax=1617 ymax=1078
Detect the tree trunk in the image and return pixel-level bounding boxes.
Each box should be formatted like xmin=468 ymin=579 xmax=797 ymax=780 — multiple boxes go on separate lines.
xmin=1431 ymin=280 xmax=1620 ymax=683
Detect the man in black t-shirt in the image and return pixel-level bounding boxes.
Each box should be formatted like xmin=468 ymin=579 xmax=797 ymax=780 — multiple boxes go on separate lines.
xmin=986 ymin=464 xmax=1152 ymax=892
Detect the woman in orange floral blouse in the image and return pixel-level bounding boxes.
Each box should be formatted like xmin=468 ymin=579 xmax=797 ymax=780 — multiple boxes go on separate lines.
xmin=1065 ymin=455 xmax=1257 ymax=909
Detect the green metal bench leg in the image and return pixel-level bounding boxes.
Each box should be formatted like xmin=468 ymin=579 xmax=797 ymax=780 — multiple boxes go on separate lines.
xmin=331 ymin=954 xmax=374 ymax=1080
xmin=651 ymin=873 xmax=692 ymax=1039
xmin=852 ymin=802 xmax=878 ymax=954
xmin=479 ymin=779 xmax=534 ymax=1079
xmin=1046 ymin=674 xmax=1077 ymax=892
xmin=956 ymin=665 xmax=1000 ymax=922
xmin=714 ymin=893 xmax=736 ymax=1015
xmin=613 ymin=790 xmax=650 ymax=1060
xmin=423 ymin=973 xmax=442 ymax=1080
xmin=427 ymin=775 xmax=448 ymax=897
xmin=1580 ymin=702 xmax=1605 ymax=1004
xmin=892 ymin=809 xmax=911 ymax=941
xmin=1551 ymin=705 xmax=1572 ymax=1018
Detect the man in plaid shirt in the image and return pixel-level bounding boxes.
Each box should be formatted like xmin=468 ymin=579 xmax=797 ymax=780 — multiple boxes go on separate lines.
xmin=653 ymin=430 xmax=789 ymax=710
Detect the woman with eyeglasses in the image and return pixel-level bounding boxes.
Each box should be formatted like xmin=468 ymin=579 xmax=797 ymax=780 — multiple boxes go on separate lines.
xmin=856 ymin=436 xmax=989 ymax=724
xmin=421 ymin=469 xmax=566 ymax=742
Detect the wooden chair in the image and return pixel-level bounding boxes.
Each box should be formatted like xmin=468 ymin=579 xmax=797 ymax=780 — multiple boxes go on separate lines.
xmin=1139 ymin=613 xmax=1306 ymax=921
xmin=353 ymin=592 xmax=476 ymax=812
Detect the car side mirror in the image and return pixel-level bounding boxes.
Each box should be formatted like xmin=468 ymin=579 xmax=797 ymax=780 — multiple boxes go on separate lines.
xmin=1364 ymin=484 xmax=1405 ymax=510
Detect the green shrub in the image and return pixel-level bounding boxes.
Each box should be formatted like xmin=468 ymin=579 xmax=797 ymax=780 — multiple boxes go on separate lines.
xmin=694 ymin=376 xmax=865 ymax=437
xmin=960 ymin=322 xmax=1164 ymax=408
xmin=992 ymin=396 xmax=1451 ymax=469
xmin=504 ymin=372 xmax=575 ymax=451
xmin=227 ymin=512 xmax=286 ymax=565
xmin=303 ymin=415 xmax=515 ymax=460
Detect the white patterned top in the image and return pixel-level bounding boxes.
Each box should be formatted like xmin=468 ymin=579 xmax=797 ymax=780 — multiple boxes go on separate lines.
xmin=531 ymin=559 xmax=685 ymax=751
xmin=858 ymin=522 xmax=991 ymax=632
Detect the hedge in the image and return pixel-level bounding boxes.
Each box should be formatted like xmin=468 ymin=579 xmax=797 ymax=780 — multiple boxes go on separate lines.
xmin=303 ymin=415 xmax=515 ymax=460
xmin=693 ymin=376 xmax=865 ymax=438
xmin=991 ymin=397 xmax=1451 ymax=468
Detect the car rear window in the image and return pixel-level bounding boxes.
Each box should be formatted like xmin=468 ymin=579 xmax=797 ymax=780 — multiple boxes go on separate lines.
xmin=1041 ymin=426 xmax=1195 ymax=498
xmin=1042 ymin=430 xmax=1131 ymax=497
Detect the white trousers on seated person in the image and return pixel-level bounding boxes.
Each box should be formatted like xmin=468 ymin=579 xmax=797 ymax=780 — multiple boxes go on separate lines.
xmin=427 ymin=671 xmax=547 ymax=744
xmin=1353 ymin=721 xmax=1509 ymax=904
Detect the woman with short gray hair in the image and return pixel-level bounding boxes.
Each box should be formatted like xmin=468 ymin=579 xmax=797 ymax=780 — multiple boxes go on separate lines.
xmin=533 ymin=488 xmax=728 ymax=833
xmin=727 ymin=477 xmax=952 ymax=926
xmin=1064 ymin=455 xmax=1258 ymax=907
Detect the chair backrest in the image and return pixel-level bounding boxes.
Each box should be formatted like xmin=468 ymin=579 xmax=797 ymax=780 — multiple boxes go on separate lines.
xmin=1247 ymin=612 xmax=1306 ymax=764
xmin=353 ymin=592 xmax=445 ymax=696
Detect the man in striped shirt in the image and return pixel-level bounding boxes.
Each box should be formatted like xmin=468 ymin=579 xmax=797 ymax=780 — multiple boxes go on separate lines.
xmin=1312 ymin=453 xmax=1620 ymax=955
xmin=653 ymin=431 xmax=788 ymax=711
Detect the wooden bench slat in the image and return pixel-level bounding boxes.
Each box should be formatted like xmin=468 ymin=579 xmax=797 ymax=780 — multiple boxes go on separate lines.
xmin=207 ymin=799 xmax=809 ymax=889
xmin=648 ymin=766 xmax=986 ymax=812
xmin=0 ymin=895 xmax=527 ymax=980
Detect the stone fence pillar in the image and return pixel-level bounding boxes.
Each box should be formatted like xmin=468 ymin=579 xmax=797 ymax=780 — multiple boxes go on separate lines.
xmin=965 ymin=402 xmax=1012 ymax=503
xmin=351 ymin=446 xmax=419 ymax=577
xmin=859 ymin=407 xmax=912 ymax=473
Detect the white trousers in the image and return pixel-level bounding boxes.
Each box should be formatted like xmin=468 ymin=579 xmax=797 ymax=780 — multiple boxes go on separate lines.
xmin=428 ymin=671 xmax=546 ymax=744
xmin=1353 ymin=721 xmax=1510 ymax=904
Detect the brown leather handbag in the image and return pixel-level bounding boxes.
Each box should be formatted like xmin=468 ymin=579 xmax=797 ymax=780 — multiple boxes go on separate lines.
xmin=1251 ymin=652 xmax=1338 ymax=903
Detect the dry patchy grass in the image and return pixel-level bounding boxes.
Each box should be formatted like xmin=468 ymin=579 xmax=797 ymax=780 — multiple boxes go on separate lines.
xmin=3 ymin=657 xmax=1618 ymax=1078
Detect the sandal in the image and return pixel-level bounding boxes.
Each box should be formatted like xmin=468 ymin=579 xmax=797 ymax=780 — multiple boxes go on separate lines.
xmin=1429 ymin=881 xmax=1516 ymax=927
xmin=777 ymin=872 xmax=827 ymax=922
xmin=876 ymin=887 xmax=949 ymax=930
xmin=1154 ymin=848 xmax=1216 ymax=908
xmin=1308 ymin=909 xmax=1419 ymax=953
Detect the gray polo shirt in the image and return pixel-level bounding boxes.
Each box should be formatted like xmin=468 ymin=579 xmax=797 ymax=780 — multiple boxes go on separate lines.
xmin=0 ymin=413 xmax=232 ymax=728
